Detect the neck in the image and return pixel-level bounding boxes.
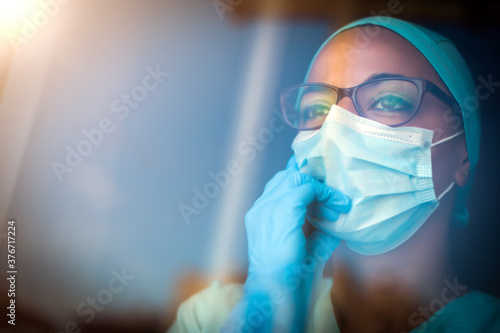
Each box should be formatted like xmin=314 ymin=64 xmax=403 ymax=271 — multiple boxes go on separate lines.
xmin=329 ymin=202 xmax=467 ymax=333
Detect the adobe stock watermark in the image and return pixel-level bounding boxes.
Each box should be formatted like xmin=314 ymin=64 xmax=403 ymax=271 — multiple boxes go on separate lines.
xmin=178 ymin=107 xmax=287 ymax=224
xmin=6 ymin=0 xmax=74 ymax=52
xmin=461 ymin=73 xmax=500 ymax=120
xmin=402 ymin=277 xmax=468 ymax=333
xmin=213 ymin=0 xmax=243 ymax=21
xmin=50 ymin=267 xmax=135 ymax=333
xmin=429 ymin=73 xmax=499 ymax=144
xmin=51 ymin=64 xmax=170 ymax=183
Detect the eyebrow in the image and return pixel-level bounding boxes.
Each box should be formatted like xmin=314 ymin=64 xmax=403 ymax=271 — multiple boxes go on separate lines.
xmin=364 ymin=72 xmax=407 ymax=81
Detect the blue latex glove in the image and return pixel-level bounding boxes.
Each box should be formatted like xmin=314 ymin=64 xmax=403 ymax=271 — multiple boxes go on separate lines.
xmin=221 ymin=156 xmax=351 ymax=333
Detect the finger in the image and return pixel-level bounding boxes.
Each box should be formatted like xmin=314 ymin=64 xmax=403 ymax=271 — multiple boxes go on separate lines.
xmin=285 ymin=155 xmax=299 ymax=171
xmin=307 ymin=202 xmax=340 ymax=222
xmin=261 ymin=171 xmax=350 ymax=216
xmin=305 ymin=229 xmax=340 ymax=263
xmin=261 ymin=170 xmax=292 ymax=196
xmin=260 ymin=156 xmax=299 ymax=196
xmin=292 ymin=173 xmax=351 ymax=212
xmin=311 ymin=181 xmax=351 ymax=213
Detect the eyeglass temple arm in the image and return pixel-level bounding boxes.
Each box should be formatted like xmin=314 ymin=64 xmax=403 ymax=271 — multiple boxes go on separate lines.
xmin=425 ymin=81 xmax=459 ymax=110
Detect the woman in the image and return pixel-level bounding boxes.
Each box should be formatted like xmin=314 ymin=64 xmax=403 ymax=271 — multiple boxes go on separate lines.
xmin=168 ymin=16 xmax=500 ymax=332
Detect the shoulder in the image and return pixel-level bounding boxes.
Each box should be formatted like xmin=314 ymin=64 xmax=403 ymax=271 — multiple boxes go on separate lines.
xmin=168 ymin=280 xmax=244 ymax=333
xmin=308 ymin=278 xmax=339 ymax=332
xmin=168 ymin=278 xmax=337 ymax=333
xmin=452 ymin=290 xmax=500 ymax=330
xmin=413 ymin=290 xmax=500 ymax=332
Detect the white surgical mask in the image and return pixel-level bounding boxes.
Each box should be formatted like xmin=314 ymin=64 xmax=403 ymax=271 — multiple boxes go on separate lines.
xmin=292 ymin=105 xmax=463 ymax=255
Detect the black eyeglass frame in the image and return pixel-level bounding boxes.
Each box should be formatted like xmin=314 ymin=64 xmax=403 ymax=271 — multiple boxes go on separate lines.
xmin=279 ymin=77 xmax=460 ymax=130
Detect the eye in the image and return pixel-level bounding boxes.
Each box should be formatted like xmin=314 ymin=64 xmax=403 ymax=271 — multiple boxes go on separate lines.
xmin=302 ymin=101 xmax=331 ymax=118
xmin=367 ymin=93 xmax=414 ymax=113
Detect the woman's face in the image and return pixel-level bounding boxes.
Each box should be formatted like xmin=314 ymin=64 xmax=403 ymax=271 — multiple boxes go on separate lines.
xmin=307 ymin=26 xmax=469 ymax=196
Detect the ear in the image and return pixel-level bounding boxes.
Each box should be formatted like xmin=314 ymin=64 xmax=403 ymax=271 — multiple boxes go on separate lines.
xmin=454 ymin=148 xmax=470 ymax=187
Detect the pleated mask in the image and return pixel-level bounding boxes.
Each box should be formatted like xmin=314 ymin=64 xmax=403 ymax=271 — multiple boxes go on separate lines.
xmin=292 ymin=105 xmax=463 ymax=255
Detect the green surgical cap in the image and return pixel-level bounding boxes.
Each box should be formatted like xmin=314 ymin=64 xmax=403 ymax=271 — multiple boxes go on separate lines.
xmin=304 ymin=16 xmax=480 ymax=226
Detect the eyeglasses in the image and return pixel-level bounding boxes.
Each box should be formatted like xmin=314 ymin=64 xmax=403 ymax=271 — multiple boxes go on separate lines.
xmin=280 ymin=76 xmax=459 ymax=130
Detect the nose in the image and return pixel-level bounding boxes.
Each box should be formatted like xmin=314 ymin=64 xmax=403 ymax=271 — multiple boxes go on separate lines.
xmin=336 ymin=96 xmax=358 ymax=116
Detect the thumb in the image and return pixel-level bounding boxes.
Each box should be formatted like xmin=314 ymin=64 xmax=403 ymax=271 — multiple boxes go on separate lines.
xmin=305 ymin=229 xmax=340 ymax=265
xmin=304 ymin=229 xmax=339 ymax=308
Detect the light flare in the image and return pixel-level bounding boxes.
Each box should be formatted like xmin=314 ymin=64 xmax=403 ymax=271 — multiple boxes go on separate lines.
xmin=0 ymin=0 xmax=36 ymax=31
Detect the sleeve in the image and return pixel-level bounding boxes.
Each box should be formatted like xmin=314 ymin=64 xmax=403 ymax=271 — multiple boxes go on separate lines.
xmin=167 ymin=280 xmax=244 ymax=333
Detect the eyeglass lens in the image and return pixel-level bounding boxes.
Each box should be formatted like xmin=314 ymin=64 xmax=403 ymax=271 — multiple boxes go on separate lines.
xmin=283 ymin=80 xmax=420 ymax=129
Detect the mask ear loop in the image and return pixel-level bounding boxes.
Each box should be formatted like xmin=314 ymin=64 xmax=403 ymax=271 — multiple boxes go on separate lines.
xmin=431 ymin=130 xmax=464 ymax=147
xmin=431 ymin=130 xmax=463 ymax=201
xmin=431 ymin=129 xmax=464 ymax=201
xmin=437 ymin=181 xmax=455 ymax=201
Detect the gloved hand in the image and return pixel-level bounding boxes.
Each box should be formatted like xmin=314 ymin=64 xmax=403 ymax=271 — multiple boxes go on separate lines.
xmin=221 ymin=156 xmax=351 ymax=333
